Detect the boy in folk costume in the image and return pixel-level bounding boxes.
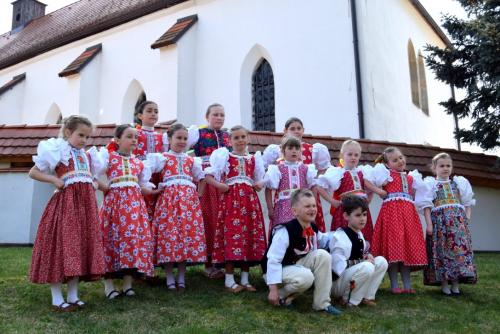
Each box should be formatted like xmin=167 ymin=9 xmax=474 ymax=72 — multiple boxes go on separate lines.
xmin=330 ymin=196 xmax=388 ymax=307
xmin=262 ymin=189 xmax=341 ymax=315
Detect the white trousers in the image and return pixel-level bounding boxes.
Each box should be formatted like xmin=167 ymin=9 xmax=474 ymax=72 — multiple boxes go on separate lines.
xmin=332 ymin=256 xmax=388 ymax=305
xmin=280 ymin=249 xmax=332 ymax=310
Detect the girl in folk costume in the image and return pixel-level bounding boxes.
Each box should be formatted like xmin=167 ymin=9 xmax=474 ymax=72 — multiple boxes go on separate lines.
xmin=147 ymin=124 xmax=207 ymax=292
xmin=418 ymin=153 xmax=477 ymax=296
xmin=366 ymin=147 xmax=428 ymax=294
xmin=97 ymin=125 xmax=157 ymax=299
xmin=204 ymin=126 xmax=267 ymax=293
xmin=107 ymin=101 xmax=168 ymax=221
xmin=316 ymin=140 xmax=374 ymax=242
xmin=265 ymin=136 xmax=318 ymax=229
xmin=28 ymin=115 xmax=105 ymax=312
xmin=262 ymin=117 xmax=331 ymax=232
xmin=187 ymin=103 xmax=231 ymax=279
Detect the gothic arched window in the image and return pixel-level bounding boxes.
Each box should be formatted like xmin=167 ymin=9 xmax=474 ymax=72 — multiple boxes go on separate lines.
xmin=408 ymin=40 xmax=420 ymax=108
xmin=252 ymin=59 xmax=275 ymax=131
xmin=418 ymin=51 xmax=429 ymax=115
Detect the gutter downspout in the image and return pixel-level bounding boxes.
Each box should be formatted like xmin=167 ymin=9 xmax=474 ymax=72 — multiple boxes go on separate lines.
xmin=350 ymin=0 xmax=365 ymax=139
xmin=450 ymin=85 xmax=461 ymax=151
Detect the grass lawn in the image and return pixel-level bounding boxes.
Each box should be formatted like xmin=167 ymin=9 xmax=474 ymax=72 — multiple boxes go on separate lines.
xmin=0 ymin=248 xmax=499 ymax=333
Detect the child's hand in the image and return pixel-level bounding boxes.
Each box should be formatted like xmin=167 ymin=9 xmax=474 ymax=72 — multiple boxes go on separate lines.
xmin=254 ymin=181 xmax=264 ymax=192
xmin=218 ymin=184 xmax=229 ymax=193
xmin=331 ymin=199 xmax=341 ymax=208
xmin=53 ymin=178 xmax=64 ymax=190
xmin=363 ymin=253 xmax=375 ymax=264
xmin=426 ymin=224 xmax=433 ymax=236
xmin=379 ymin=190 xmax=388 ymax=199
xmin=267 ymin=207 xmax=274 ymax=220
xmin=268 ymin=287 xmax=280 ymax=306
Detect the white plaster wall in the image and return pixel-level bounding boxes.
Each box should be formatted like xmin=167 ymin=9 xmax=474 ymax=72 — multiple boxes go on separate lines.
xmin=0 ymin=79 xmax=25 ymax=124
xmin=79 ymin=52 xmax=102 ymax=123
xmin=356 ymin=0 xmax=457 ymax=149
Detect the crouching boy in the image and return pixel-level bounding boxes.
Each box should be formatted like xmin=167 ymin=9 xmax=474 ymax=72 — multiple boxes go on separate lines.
xmin=330 ymin=196 xmax=388 ymax=307
xmin=262 ymin=189 xmax=341 ymax=315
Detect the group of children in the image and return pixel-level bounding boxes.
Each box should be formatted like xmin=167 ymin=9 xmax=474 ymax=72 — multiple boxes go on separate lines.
xmin=28 ymin=102 xmax=477 ymax=314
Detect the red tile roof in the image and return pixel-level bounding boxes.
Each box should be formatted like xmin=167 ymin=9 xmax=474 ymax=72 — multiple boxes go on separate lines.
xmin=0 ymin=73 xmax=26 ymax=96
xmin=151 ymin=14 xmax=198 ymax=49
xmin=58 ymin=44 xmax=102 ymax=77
xmin=0 ymin=124 xmax=498 ymax=188
xmin=0 ymin=0 xmax=190 ymax=71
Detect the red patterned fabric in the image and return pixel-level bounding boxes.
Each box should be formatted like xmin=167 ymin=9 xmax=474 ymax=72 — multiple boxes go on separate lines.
xmin=329 ymin=169 xmax=373 ymax=242
xmin=212 ymin=154 xmax=267 ymax=264
xmin=30 ymin=157 xmax=105 ymax=284
xmin=371 ymin=170 xmax=427 ymax=268
xmin=153 ymin=152 xmax=207 ymax=264
xmin=99 ymin=152 xmax=154 ymax=277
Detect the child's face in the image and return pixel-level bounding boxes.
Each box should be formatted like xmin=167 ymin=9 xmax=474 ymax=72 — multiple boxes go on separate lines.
xmin=138 ymin=103 xmax=158 ymax=127
xmin=342 ymin=145 xmax=361 ymax=170
xmin=206 ymin=106 xmax=225 ymax=130
xmin=169 ymin=129 xmax=188 ymax=153
xmin=230 ymin=129 xmax=248 ymax=153
xmin=65 ymin=124 xmax=92 ymax=149
xmin=283 ymin=145 xmax=301 ymax=162
xmin=343 ymin=207 xmax=367 ymax=232
xmin=386 ymin=150 xmax=406 ymax=171
xmin=434 ymin=158 xmax=453 ymax=180
xmin=116 ymin=127 xmax=138 ymax=154
xmin=292 ymin=196 xmax=317 ymax=223
xmin=284 ymin=121 xmax=304 ymax=140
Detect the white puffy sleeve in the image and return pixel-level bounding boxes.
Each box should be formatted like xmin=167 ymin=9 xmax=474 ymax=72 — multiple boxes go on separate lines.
xmin=145 ymin=153 xmax=167 ymax=174
xmin=138 ymin=159 xmax=154 ymax=188
xmin=317 ymin=166 xmax=343 ymax=192
xmin=262 ymin=144 xmax=281 ymax=169
xmin=204 ymin=147 xmax=229 ymax=181
xmin=415 ymin=176 xmax=437 ymax=210
xmin=264 ymin=164 xmax=281 ymax=189
xmin=312 ymin=143 xmax=332 ymax=171
xmin=358 ymin=164 xmax=373 ymax=181
xmin=192 ymin=157 xmax=205 ymax=182
xmin=253 ymin=151 xmax=265 ymax=182
xmin=87 ymin=146 xmax=107 ymax=177
xmin=187 ymin=125 xmax=200 ymax=149
xmin=367 ymin=163 xmax=392 ymax=187
xmin=306 ymin=164 xmax=318 ymax=188
xmin=162 ymin=132 xmax=169 ymax=152
xmin=454 ymin=176 xmax=476 ymax=206
xmin=32 ymin=138 xmax=69 ymax=173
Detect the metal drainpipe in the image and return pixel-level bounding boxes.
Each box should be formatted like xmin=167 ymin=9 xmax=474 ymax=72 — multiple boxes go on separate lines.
xmin=450 ymin=85 xmax=461 ymax=151
xmin=350 ymin=0 xmax=365 ymax=139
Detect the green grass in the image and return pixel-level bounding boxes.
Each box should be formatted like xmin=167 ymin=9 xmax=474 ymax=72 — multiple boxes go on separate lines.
xmin=0 ymin=248 xmax=499 ymax=333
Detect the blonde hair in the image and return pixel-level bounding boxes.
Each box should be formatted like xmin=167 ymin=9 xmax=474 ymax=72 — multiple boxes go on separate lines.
xmin=340 ymin=140 xmax=362 ymax=156
xmin=59 ymin=115 xmax=93 ymax=139
xmin=291 ymin=189 xmax=315 ymax=207
xmin=431 ymin=152 xmax=452 ymax=170
xmin=374 ymin=146 xmax=402 ymax=164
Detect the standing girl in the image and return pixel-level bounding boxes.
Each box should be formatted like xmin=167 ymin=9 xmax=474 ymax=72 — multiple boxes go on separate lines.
xmin=316 ymin=140 xmax=374 ymax=242
xmin=205 ymin=126 xmax=267 ymax=292
xmin=98 ymin=124 xmax=156 ymax=299
xmin=148 ymin=123 xmax=207 ymax=291
xmin=29 ymin=115 xmax=105 ymax=311
xmin=262 ymin=117 xmax=330 ymax=231
xmin=265 ymin=136 xmax=318 ymax=229
xmin=187 ymin=103 xmax=231 ymax=279
xmin=418 ymin=153 xmax=477 ymax=295
xmin=366 ymin=147 xmax=428 ymax=294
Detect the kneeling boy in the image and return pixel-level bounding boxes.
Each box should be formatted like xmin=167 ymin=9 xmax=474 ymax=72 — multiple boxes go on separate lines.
xmin=330 ymin=196 xmax=388 ymax=307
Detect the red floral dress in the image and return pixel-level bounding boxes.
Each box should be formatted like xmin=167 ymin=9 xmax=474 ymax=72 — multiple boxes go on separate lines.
xmin=208 ymin=150 xmax=267 ymax=265
xmin=30 ymin=138 xmax=105 ymax=283
xmin=188 ymin=126 xmax=231 ymax=258
xmin=371 ymin=169 xmax=427 ymax=268
xmin=149 ymin=151 xmax=207 ymax=264
xmin=99 ymin=151 xmax=154 ymax=277
xmin=301 ymin=142 xmax=326 ymax=232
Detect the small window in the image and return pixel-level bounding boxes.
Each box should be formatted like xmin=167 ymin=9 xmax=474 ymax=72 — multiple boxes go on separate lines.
xmin=417 ymin=51 xmax=429 ymax=115
xmin=407 ymin=40 xmax=420 ymax=108
xmin=252 ymin=59 xmax=275 ymax=132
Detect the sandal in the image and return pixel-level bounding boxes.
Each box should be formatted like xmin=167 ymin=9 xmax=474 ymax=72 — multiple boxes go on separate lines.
xmin=106 ymin=290 xmax=121 ymax=300
xmin=167 ymin=283 xmax=177 ymax=292
xmin=391 ymin=288 xmax=403 ymax=295
xmin=52 ymin=302 xmax=77 ymax=313
xmin=225 ymin=283 xmax=244 ymax=293
xmin=123 ymin=288 xmax=136 ymax=297
xmin=69 ymin=299 xmax=86 ymax=308
xmin=243 ymin=284 xmax=257 ymax=292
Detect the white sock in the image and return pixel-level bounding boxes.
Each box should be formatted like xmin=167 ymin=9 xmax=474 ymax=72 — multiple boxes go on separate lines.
xmin=177 ymin=263 xmax=186 ymax=286
xmin=225 ymin=274 xmax=236 ymax=288
xmin=123 ymin=275 xmax=133 ymax=291
xmin=104 ymin=279 xmax=115 ymax=296
xmin=441 ymin=281 xmax=451 ymax=294
xmin=50 ymin=283 xmax=65 ymax=306
xmin=451 ymin=280 xmax=460 ymax=293
xmin=67 ymin=277 xmax=80 ymax=303
xmin=240 ymin=271 xmax=250 ymax=286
